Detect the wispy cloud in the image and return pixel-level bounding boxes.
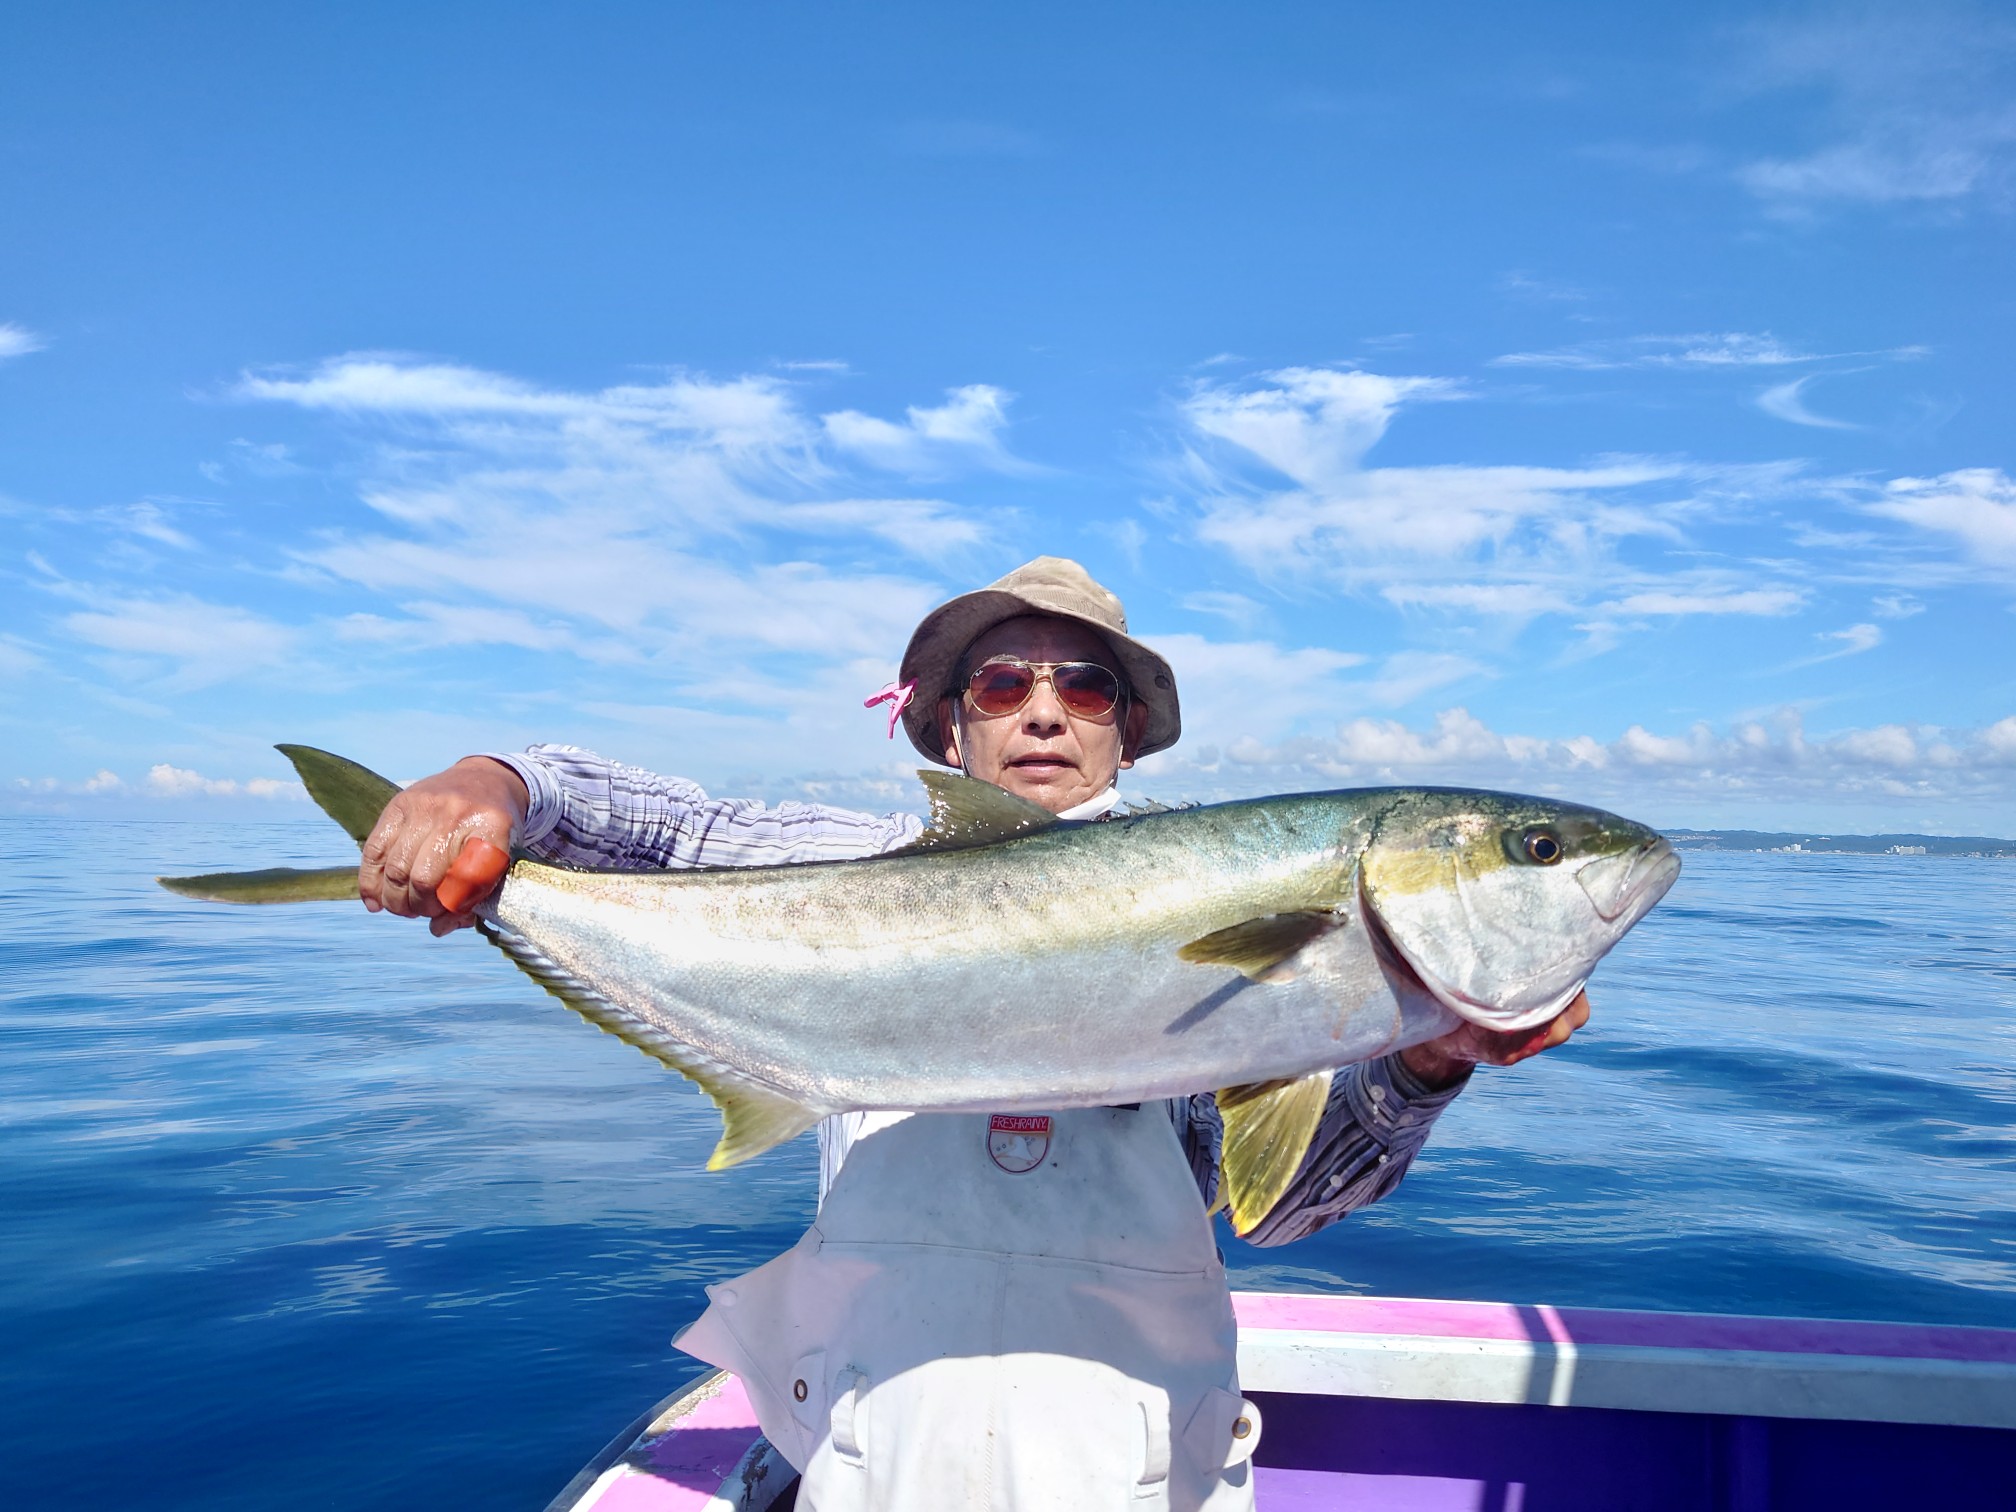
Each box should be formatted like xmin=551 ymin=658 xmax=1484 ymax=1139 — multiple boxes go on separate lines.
xmin=1758 ymin=375 xmax=1860 ymax=430
xmin=60 ymin=592 xmax=300 ymax=690
xmin=0 ymin=322 xmax=44 ymax=361
xmin=1491 ymin=331 xmax=1918 ymax=371
xmin=1729 ymin=7 xmax=2016 ymax=212
xmin=1867 ymin=468 xmax=2016 ymax=576
xmin=1785 ymin=622 xmax=1884 ymax=670
xmin=232 ymin=355 xmax=1011 ymax=683
xmin=1182 ymin=368 xmax=1462 ymax=491
xmin=1173 ymin=365 xmax=1817 ymax=650
xmin=822 ymin=384 xmax=1026 ymax=476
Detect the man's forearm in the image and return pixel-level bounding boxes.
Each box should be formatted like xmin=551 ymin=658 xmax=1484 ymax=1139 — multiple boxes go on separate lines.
xmin=482 ymin=744 xmax=924 ymax=870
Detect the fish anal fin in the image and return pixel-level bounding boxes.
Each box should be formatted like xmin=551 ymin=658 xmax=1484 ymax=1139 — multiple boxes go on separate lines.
xmin=889 ymin=770 xmax=1062 ymax=855
xmin=1178 ymin=911 xmax=1336 ymax=983
xmin=477 ymin=921 xmax=821 ymax=1168
xmin=276 ymin=745 xmax=403 ymax=847
xmin=703 ymin=1080 xmax=824 ymax=1170
xmin=1217 ymin=1070 xmax=1334 ymax=1238
xmin=158 ymin=865 xmax=360 ymax=904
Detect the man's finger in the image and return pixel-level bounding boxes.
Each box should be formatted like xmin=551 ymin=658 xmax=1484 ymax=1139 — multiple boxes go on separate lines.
xmin=358 ymin=799 xmax=404 ymax=912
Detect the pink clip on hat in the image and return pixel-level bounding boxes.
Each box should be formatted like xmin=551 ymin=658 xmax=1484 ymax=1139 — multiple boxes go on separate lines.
xmin=892 ymin=556 xmax=1181 ymax=768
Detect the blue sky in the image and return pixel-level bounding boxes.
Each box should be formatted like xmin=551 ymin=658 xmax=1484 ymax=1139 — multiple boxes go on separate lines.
xmin=5 ymin=2 xmax=2014 ymax=832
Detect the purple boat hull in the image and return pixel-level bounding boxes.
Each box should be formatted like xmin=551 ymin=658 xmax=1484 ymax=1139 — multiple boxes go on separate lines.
xmin=550 ymin=1292 xmax=2016 ymax=1510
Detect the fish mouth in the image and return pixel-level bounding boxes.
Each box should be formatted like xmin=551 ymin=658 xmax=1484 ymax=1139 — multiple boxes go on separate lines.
xmin=1577 ymin=836 xmax=1681 ymax=923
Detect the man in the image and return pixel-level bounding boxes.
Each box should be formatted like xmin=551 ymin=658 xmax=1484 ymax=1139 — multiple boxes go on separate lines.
xmin=362 ymin=557 xmax=1587 ymax=1510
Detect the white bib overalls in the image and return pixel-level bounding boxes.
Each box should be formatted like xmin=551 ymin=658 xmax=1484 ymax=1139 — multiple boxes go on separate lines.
xmin=676 ymin=1105 xmax=1262 ymax=1511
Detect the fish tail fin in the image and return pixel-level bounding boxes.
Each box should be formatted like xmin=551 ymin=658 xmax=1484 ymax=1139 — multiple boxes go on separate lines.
xmin=156 ymin=745 xmax=403 ymax=904
xmin=482 ymin=922 xmax=822 ymax=1167
xmin=274 ymin=744 xmax=402 ymax=845
xmin=157 ymin=865 xmax=362 ymax=904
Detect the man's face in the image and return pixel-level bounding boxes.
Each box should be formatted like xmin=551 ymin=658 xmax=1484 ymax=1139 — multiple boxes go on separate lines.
xmin=936 ymin=614 xmax=1150 ymax=815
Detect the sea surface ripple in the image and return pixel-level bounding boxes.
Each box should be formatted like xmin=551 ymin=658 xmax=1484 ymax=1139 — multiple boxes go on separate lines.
xmin=3 ymin=819 xmax=2013 ymax=1509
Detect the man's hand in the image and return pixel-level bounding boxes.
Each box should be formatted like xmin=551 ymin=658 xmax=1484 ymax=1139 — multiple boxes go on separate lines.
xmin=1398 ymin=990 xmax=1592 ymax=1091
xmin=359 ymin=757 xmax=530 ymax=936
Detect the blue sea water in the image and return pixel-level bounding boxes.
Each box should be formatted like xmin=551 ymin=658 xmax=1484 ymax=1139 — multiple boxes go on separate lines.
xmin=3 ymin=818 xmax=2014 ymax=1509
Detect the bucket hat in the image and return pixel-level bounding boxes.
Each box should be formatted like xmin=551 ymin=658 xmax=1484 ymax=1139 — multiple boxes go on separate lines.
xmin=896 ymin=556 xmax=1181 ymax=766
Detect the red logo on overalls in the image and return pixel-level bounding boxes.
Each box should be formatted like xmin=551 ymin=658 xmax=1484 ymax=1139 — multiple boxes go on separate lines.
xmin=987 ymin=1114 xmax=1051 ymax=1173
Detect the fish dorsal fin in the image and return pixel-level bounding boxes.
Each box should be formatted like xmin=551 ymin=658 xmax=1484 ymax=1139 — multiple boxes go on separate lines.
xmin=1178 ymin=911 xmax=1337 ymax=983
xmin=1217 ymin=1070 xmax=1335 ymax=1237
xmin=158 ymin=865 xmax=361 ymax=904
xmin=891 ymin=770 xmax=1062 ymax=854
xmin=276 ymin=744 xmax=403 ymax=847
xmin=478 ymin=921 xmax=821 ymax=1169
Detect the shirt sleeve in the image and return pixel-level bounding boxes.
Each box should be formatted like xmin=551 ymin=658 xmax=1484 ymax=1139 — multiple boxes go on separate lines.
xmin=1172 ymin=1053 xmax=1469 ymax=1247
xmin=482 ymin=743 xmax=924 ymax=869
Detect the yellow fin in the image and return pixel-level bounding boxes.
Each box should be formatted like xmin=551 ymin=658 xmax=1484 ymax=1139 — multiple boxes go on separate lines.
xmin=1217 ymin=1070 xmax=1335 ymax=1237
xmin=702 ymin=1078 xmax=826 ymax=1170
xmin=158 ymin=865 xmax=360 ymax=904
xmin=1178 ymin=912 xmax=1335 ymax=983
xmin=889 ymin=770 xmax=1062 ymax=854
xmin=276 ymin=744 xmax=403 ymax=847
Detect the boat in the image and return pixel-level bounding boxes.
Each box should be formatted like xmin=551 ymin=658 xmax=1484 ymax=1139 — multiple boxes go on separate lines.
xmin=544 ymin=1289 xmax=2016 ymax=1509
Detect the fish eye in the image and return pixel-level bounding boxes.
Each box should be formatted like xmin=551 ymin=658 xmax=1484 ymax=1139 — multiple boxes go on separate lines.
xmin=1522 ymin=830 xmax=1564 ymax=865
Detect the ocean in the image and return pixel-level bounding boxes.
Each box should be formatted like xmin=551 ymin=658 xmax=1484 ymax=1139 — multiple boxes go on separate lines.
xmin=3 ymin=818 xmax=2013 ymax=1509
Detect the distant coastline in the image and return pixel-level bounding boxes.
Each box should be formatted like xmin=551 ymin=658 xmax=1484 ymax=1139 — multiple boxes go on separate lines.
xmin=1669 ymin=830 xmax=2016 ymax=858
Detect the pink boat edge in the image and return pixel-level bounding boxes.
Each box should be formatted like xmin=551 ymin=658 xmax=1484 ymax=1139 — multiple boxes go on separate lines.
xmin=546 ymin=1290 xmax=2016 ymax=1511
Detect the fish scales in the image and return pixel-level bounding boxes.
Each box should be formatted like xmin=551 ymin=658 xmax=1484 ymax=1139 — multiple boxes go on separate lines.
xmin=488 ymin=794 xmax=1429 ymax=1113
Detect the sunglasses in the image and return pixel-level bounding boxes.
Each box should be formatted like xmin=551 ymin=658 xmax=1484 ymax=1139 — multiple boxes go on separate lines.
xmin=962 ymin=658 xmax=1126 ymax=719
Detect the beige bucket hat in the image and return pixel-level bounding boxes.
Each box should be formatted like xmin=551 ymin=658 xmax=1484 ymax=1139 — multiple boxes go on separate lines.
xmin=895 ymin=556 xmax=1181 ymax=766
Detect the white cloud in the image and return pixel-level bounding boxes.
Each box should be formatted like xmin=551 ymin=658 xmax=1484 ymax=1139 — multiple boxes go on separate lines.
xmin=1868 ymin=468 xmax=2016 ymax=574
xmin=1137 ymin=631 xmax=1372 ymax=744
xmin=1383 ymin=582 xmax=1564 ymax=619
xmin=1757 ymin=376 xmax=1860 ymax=430
xmin=1492 ymin=332 xmax=1818 ymax=370
xmin=1730 ymin=9 xmax=2016 ymax=211
xmin=62 ymin=594 xmax=299 ymax=689
xmin=1180 ymin=590 xmax=1267 ymax=632
xmin=1873 ymin=594 xmax=1925 ymax=619
xmin=1136 ymin=705 xmax=2016 ymax=826
xmin=1782 ymin=622 xmax=1884 ymax=671
xmin=146 ymin=764 xmax=298 ymax=799
xmin=1177 ymin=365 xmax=1818 ymax=644
xmin=1601 ymin=588 xmax=1805 ymax=617
xmin=821 ymin=385 xmax=1024 ymax=475
xmin=1182 ymin=368 xmax=1461 ymax=492
xmin=230 ymin=355 xmax=1014 ymax=688
xmin=0 ymin=322 xmax=44 ymax=360
xmin=0 ymin=638 xmax=43 ymax=678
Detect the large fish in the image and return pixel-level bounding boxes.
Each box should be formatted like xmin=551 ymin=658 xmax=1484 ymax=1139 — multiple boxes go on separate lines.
xmin=161 ymin=746 xmax=1679 ymax=1232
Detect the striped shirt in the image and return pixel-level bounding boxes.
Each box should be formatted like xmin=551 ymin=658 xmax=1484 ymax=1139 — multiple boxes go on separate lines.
xmin=487 ymin=743 xmax=1467 ymax=1245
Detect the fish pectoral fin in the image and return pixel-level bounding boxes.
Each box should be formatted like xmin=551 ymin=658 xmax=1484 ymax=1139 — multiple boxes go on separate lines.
xmin=479 ymin=923 xmax=821 ymax=1169
xmin=1216 ymin=1070 xmax=1334 ymax=1238
xmin=1178 ymin=911 xmax=1337 ymax=983
xmin=276 ymin=745 xmax=403 ymax=847
xmin=158 ymin=865 xmax=361 ymax=904
xmin=889 ymin=771 xmax=1063 ymax=854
